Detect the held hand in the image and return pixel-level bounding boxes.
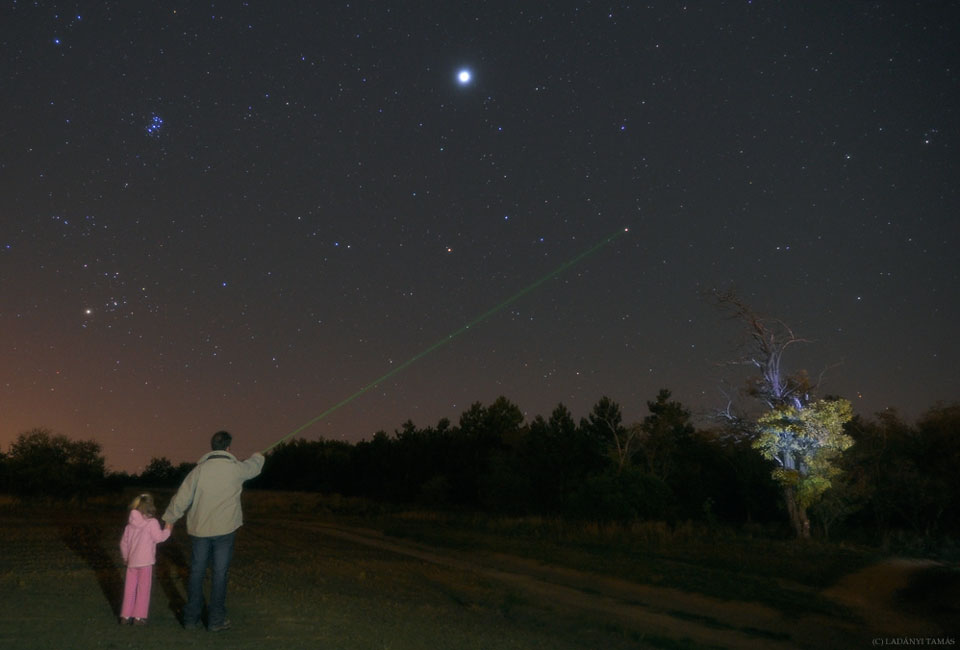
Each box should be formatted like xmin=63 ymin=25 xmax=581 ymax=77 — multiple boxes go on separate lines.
xmin=164 ymin=522 xmax=173 ymax=531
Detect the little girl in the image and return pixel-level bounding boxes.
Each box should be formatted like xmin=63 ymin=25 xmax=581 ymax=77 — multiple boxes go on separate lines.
xmin=119 ymin=493 xmax=173 ymax=625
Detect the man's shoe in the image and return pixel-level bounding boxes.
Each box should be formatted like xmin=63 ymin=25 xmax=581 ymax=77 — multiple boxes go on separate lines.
xmin=183 ymin=621 xmax=203 ymax=631
xmin=209 ymin=619 xmax=232 ymax=632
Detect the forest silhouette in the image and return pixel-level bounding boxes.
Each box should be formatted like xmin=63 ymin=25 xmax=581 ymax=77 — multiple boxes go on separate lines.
xmin=3 ymin=392 xmax=958 ymax=549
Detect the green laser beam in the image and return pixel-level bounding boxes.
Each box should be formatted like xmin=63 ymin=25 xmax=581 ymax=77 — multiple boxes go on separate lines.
xmin=262 ymin=227 xmax=629 ymax=453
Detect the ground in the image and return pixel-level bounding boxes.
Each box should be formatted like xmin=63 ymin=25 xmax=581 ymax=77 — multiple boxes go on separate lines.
xmin=0 ymin=501 xmax=956 ymax=649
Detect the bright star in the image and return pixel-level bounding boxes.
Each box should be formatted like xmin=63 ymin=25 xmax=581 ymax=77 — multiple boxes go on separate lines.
xmin=457 ymin=69 xmax=472 ymax=85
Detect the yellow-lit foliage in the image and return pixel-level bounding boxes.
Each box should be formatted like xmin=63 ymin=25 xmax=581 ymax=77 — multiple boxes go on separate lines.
xmin=754 ymin=399 xmax=853 ymax=509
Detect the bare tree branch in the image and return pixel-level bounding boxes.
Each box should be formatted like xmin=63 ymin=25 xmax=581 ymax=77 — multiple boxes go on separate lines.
xmin=707 ymin=287 xmax=814 ymax=410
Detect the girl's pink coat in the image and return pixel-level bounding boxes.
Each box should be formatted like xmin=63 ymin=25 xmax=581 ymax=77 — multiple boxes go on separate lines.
xmin=120 ymin=509 xmax=171 ymax=567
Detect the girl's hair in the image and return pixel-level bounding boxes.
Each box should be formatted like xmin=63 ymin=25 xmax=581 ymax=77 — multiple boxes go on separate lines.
xmin=129 ymin=493 xmax=157 ymax=518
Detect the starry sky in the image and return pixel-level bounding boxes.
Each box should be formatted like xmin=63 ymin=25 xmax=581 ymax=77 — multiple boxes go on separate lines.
xmin=2 ymin=1 xmax=957 ymax=473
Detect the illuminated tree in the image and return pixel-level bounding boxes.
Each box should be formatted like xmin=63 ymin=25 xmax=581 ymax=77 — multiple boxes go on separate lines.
xmin=754 ymin=398 xmax=853 ymax=538
xmin=710 ymin=289 xmax=851 ymax=538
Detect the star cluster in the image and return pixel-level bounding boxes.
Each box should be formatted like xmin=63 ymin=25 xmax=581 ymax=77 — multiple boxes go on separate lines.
xmin=1 ymin=2 xmax=957 ymax=471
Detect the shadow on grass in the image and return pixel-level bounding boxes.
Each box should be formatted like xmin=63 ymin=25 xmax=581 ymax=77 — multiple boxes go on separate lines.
xmin=58 ymin=523 xmax=124 ymax=617
xmin=157 ymin=537 xmax=190 ymax=622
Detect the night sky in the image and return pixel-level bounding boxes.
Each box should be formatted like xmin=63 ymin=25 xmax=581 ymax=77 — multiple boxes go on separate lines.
xmin=2 ymin=1 xmax=957 ymax=473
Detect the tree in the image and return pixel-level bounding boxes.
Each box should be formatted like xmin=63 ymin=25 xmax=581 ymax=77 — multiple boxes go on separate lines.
xmin=256 ymin=438 xmax=353 ymax=493
xmin=0 ymin=449 xmax=8 ymax=493
xmin=711 ymin=289 xmax=850 ymax=538
xmin=139 ymin=457 xmax=178 ymax=486
xmin=350 ymin=430 xmax=395 ymax=500
xmin=754 ymin=398 xmax=853 ymax=537
xmin=522 ymin=403 xmax=600 ymax=513
xmin=908 ymin=403 xmax=960 ymax=535
xmin=636 ymin=389 xmax=695 ymax=482
xmin=454 ymin=397 xmax=525 ymax=506
xmin=581 ymin=396 xmax=636 ymax=473
xmin=699 ymin=425 xmax=783 ymax=525
xmin=842 ymin=404 xmax=960 ymax=537
xmin=6 ymin=428 xmax=106 ymax=500
xmin=710 ymin=288 xmax=813 ymax=421
xmin=828 ymin=412 xmax=901 ymax=535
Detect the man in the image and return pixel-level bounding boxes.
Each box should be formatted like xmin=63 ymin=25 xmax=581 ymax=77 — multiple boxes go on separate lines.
xmin=163 ymin=430 xmax=264 ymax=631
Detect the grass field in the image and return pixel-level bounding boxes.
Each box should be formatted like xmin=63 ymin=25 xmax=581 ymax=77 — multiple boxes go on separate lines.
xmin=0 ymin=490 xmax=956 ymax=649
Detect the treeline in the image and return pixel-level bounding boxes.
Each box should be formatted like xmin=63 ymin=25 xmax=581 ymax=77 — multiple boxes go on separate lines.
xmin=2 ymin=392 xmax=958 ymax=542
xmin=247 ymin=393 xmax=960 ymax=541
xmin=251 ymin=392 xmax=779 ymax=526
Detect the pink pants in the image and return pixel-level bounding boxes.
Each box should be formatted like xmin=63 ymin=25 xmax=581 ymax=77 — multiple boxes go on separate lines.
xmin=120 ymin=565 xmax=153 ymax=619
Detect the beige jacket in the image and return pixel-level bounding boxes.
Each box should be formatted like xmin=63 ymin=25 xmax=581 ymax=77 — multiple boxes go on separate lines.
xmin=163 ymin=450 xmax=265 ymax=537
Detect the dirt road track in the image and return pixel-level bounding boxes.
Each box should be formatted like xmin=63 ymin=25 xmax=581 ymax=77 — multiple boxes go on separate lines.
xmin=274 ymin=519 xmax=947 ymax=650
xmin=825 ymin=558 xmax=958 ymax=637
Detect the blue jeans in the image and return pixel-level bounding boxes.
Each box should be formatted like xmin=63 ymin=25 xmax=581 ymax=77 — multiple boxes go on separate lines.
xmin=183 ymin=532 xmax=235 ymax=628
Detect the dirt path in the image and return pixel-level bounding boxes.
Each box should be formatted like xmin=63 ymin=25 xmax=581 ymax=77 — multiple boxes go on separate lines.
xmin=278 ymin=519 xmax=911 ymax=649
xmin=824 ymin=558 xmax=958 ymax=637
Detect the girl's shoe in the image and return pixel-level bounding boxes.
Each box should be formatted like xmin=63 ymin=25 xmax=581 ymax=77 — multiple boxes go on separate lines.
xmin=119 ymin=617 xmax=132 ymax=625
xmin=133 ymin=618 xmax=147 ymax=626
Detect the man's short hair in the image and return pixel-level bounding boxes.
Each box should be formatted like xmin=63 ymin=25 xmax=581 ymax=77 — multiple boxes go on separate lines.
xmin=211 ymin=430 xmax=232 ymax=451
